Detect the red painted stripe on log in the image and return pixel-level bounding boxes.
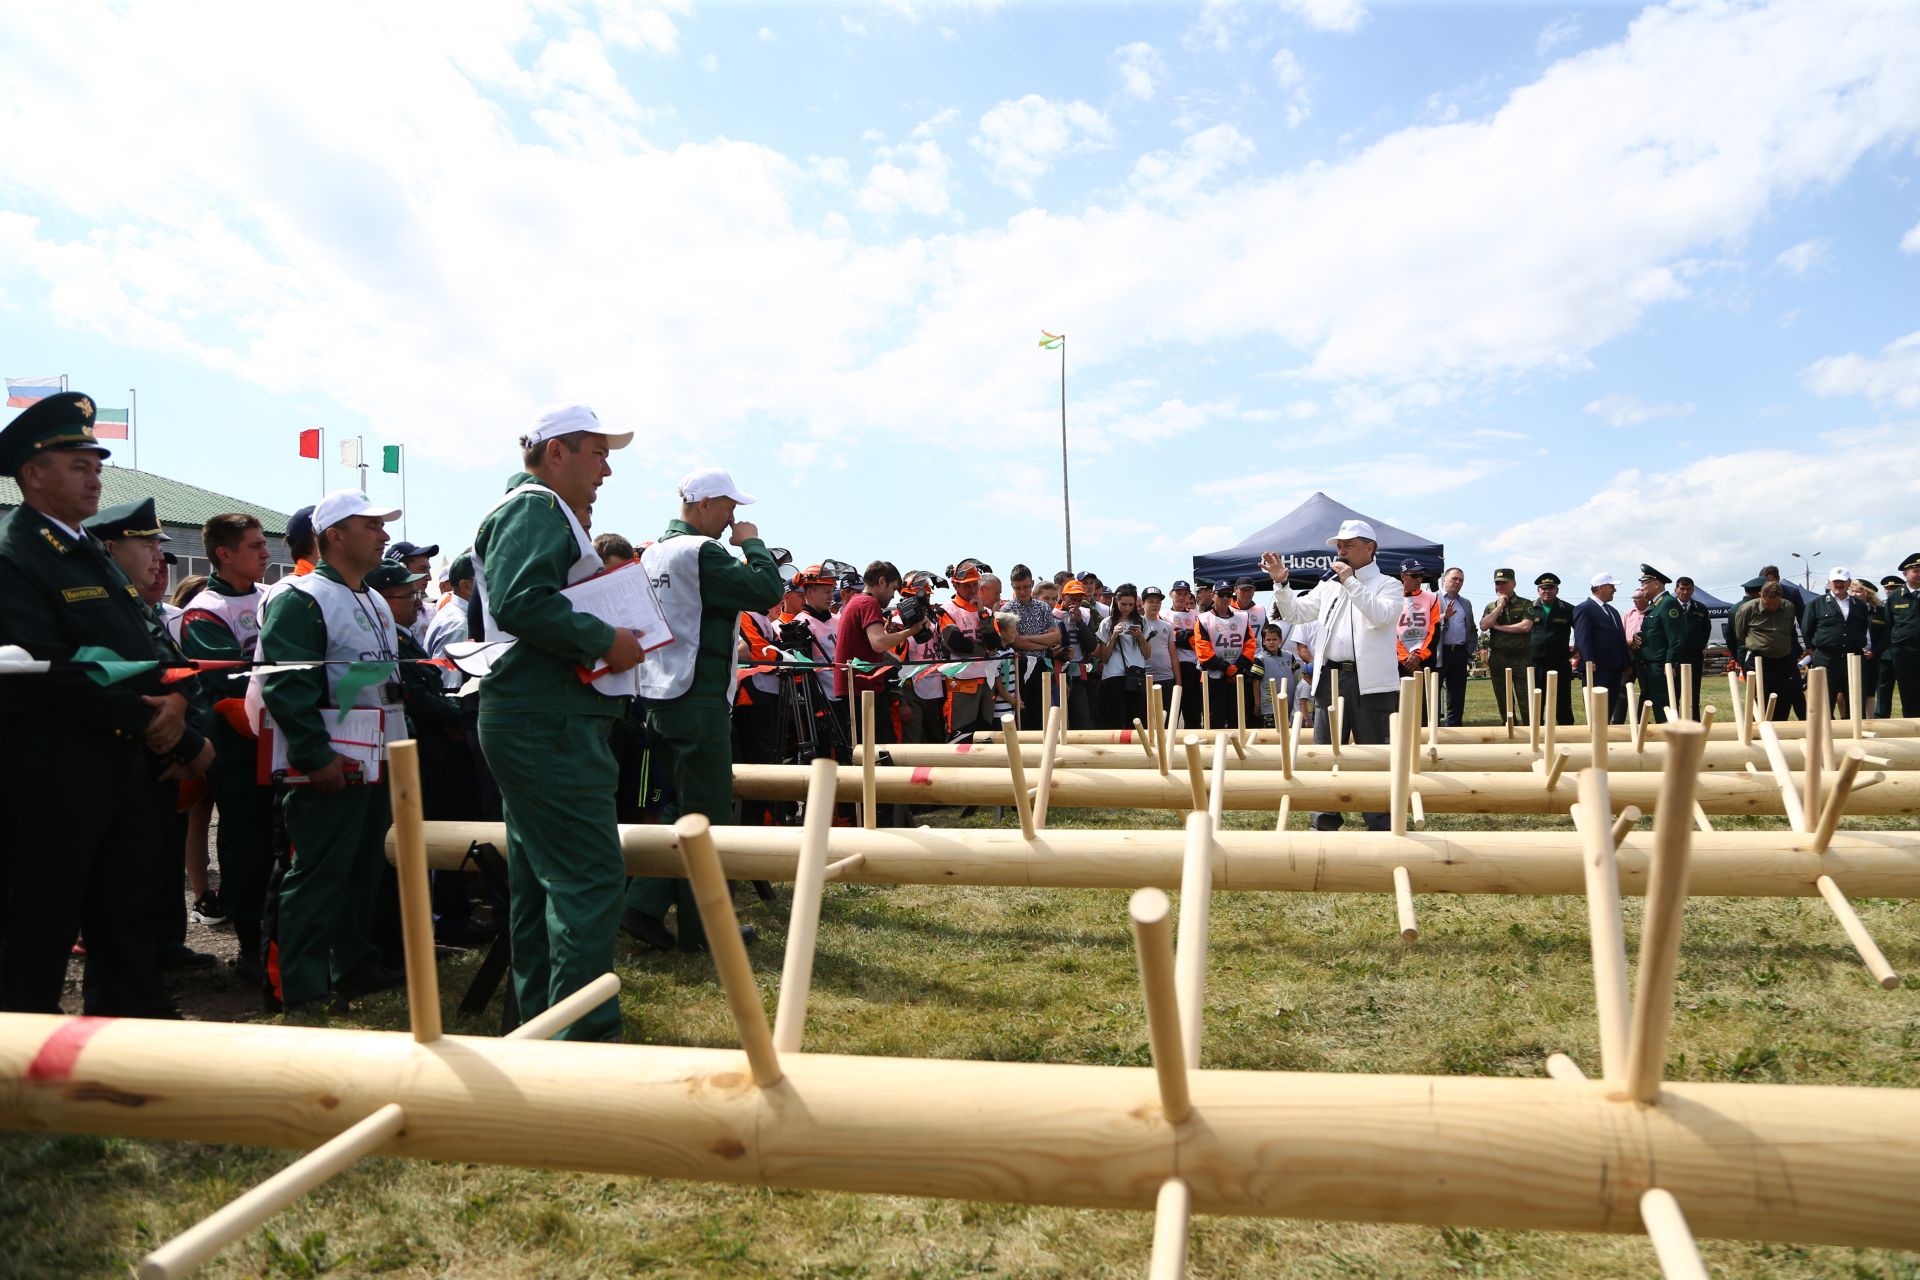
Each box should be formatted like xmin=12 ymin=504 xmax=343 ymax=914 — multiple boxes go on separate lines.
xmin=26 ymin=1017 xmax=113 ymax=1082
xmin=910 ymin=767 xmax=934 ymax=786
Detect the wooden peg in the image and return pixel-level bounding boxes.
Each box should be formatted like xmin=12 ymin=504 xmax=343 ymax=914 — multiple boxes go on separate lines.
xmin=861 ymin=690 xmax=878 ymax=829
xmin=1000 ymin=714 xmax=1037 ymax=840
xmin=677 ymin=815 xmax=781 ymax=1087
xmin=821 ymin=853 xmax=866 ymax=882
xmin=1544 ymin=747 xmax=1571 ymax=793
xmin=1691 ymin=803 xmax=1713 ymax=834
xmin=1274 ymin=793 xmax=1292 ymax=832
xmin=1409 ymin=789 xmax=1426 ymax=828
xmin=1664 ymin=663 xmax=1679 ymax=721
xmin=1235 ymin=673 xmax=1249 ymax=753
xmin=1174 ymin=812 xmax=1214 ymax=1069
xmin=1610 ymin=806 xmax=1640 ymax=848
xmin=1543 ymin=671 xmax=1559 ymax=760
xmin=1588 ymin=686 xmax=1609 ymax=772
xmin=1754 ymin=719 xmax=1811 ymax=834
xmin=1698 ymin=705 xmax=1715 ymax=734
xmin=1183 ymin=736 xmax=1207 ymax=815
xmin=1201 ymin=675 xmax=1212 ymax=732
xmin=1578 ymin=771 xmax=1631 ymax=1083
xmin=1762 ymin=692 xmax=1777 ymax=723
xmin=510 ymin=972 xmax=622 ymax=1043
xmin=1132 ymin=718 xmax=1156 ymax=757
xmin=1623 ymin=723 xmax=1709 ymax=1105
xmin=1816 ymin=874 xmax=1900 ymax=990
xmin=1545 ymin=1053 xmax=1588 ymax=1083
xmin=1283 ymin=704 xmax=1301 ymax=781
xmin=772 ymin=757 xmax=839 ymax=1050
xmin=1635 ymin=699 xmax=1653 ymax=753
xmin=1425 ymin=669 xmax=1441 ymax=762
xmin=1639 ymin=1189 xmax=1710 ymax=1280
xmin=1389 ymin=710 xmax=1411 ymax=838
xmin=1848 ymin=652 xmax=1865 ymax=742
xmin=1727 ymin=670 xmax=1748 ymax=745
xmin=1504 ymin=666 xmax=1517 ymax=740
xmin=1525 ymin=665 xmax=1539 ymax=752
xmin=1129 ymin=888 xmax=1191 ymax=1125
xmin=1149 ymin=1177 xmax=1192 ymax=1280
xmin=1208 ymin=732 xmax=1229 ymax=832
xmin=1155 ymin=682 xmax=1173 ymax=777
xmin=1805 ymin=665 xmax=1830 ymax=822
xmin=1680 ymin=662 xmax=1694 ymax=724
xmin=1392 ymin=865 xmax=1418 ymax=941
xmin=1033 ymin=703 xmax=1064 ymax=828
xmin=1809 ymin=748 xmax=1864 ymax=855
xmin=385 ymin=740 xmax=441 ymax=1044
xmin=1332 ymin=693 xmax=1344 ymax=757
xmin=1165 ymin=681 xmax=1183 ymax=737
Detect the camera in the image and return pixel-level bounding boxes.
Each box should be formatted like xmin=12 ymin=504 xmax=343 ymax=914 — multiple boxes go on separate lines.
xmin=897 ymin=592 xmax=928 ymax=629
xmin=778 ymin=618 xmax=814 ymax=650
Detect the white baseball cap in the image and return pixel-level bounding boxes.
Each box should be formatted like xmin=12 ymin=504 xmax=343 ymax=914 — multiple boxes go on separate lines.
xmin=677 ymin=466 xmax=757 ymax=505
xmin=1325 ymin=519 xmax=1377 ymax=546
xmin=524 ymin=402 xmax=633 ymax=451
xmin=1590 ymin=572 xmax=1617 ymax=589
xmin=313 ymin=489 xmax=401 ymax=534
xmin=1829 ymin=566 xmax=1852 ymax=582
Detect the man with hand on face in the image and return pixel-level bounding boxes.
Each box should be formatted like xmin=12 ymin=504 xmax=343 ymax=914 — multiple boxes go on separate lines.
xmin=630 ymin=468 xmax=782 ymax=953
xmin=471 ymin=404 xmax=644 ymax=1038
xmin=258 ymin=490 xmax=408 ymax=1013
xmin=0 ymin=393 xmax=188 ymax=1018
xmin=1262 ymin=519 xmax=1404 ymax=831
xmin=1481 ymin=568 xmax=1534 ymax=726
xmin=1572 ymin=572 xmax=1630 ymax=723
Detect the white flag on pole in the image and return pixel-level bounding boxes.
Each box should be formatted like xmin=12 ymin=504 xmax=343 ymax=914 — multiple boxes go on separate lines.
xmin=340 ymin=439 xmax=361 ymax=467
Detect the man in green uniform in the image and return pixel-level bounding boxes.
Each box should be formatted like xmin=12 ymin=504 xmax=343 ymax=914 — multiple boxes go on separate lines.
xmin=1801 ymin=567 xmax=1870 ymax=715
xmin=84 ymin=498 xmax=219 ymax=971
xmin=1528 ymin=573 xmax=1576 ymax=725
xmin=629 ymin=467 xmax=783 ymax=950
xmin=259 ymin=489 xmax=409 ymax=1013
xmin=0 ymin=392 xmax=188 ymax=1017
xmin=1636 ymin=565 xmax=1683 ymax=722
xmin=1479 ymin=568 xmax=1533 ymax=726
xmin=1875 ymin=567 xmax=1917 ymax=718
xmin=473 ymin=404 xmax=643 ymax=1041
xmin=1672 ymin=576 xmax=1713 ymax=719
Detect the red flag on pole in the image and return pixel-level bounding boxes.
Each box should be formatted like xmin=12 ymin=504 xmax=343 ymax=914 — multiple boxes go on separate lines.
xmin=298 ymin=429 xmax=320 ymax=459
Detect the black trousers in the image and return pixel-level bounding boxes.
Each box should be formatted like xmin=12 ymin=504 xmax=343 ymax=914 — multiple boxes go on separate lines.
xmin=1588 ymin=665 xmax=1628 ymax=724
xmin=1310 ymin=668 xmax=1395 ymax=831
xmin=1017 ymin=657 xmax=1049 ymax=732
xmin=1178 ymin=665 xmax=1203 ymax=727
xmin=1437 ymin=644 xmax=1471 ymax=726
xmin=1753 ymin=654 xmax=1806 ymax=720
xmin=1881 ymin=647 xmax=1920 ymax=718
xmin=1 ymin=735 xmax=173 ymax=1017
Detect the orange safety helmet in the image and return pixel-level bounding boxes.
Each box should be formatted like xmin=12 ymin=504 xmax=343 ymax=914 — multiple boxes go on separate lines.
xmin=791 ymin=562 xmax=837 ymax=588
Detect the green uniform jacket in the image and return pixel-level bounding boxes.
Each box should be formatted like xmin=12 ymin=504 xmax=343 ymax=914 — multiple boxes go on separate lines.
xmin=651 ymin=518 xmax=783 ymax=704
xmin=396 ymin=630 xmax=467 ymax=737
xmin=1888 ymin=586 xmax=1920 ymax=650
xmin=1484 ymin=594 xmax=1532 ymax=661
xmin=179 ymin=576 xmax=258 ymax=704
xmin=144 ymin=600 xmax=214 ymax=756
xmin=473 ymin=472 xmax=618 ymax=718
xmin=1638 ymin=591 xmax=1684 ymax=667
xmin=258 ymin=563 xmax=379 ymax=773
xmin=1528 ymin=598 xmax=1575 ymax=666
xmin=0 ymin=503 xmax=175 ymax=743
xmin=1674 ymin=599 xmax=1712 ymax=660
xmin=1801 ymin=593 xmax=1869 ymax=657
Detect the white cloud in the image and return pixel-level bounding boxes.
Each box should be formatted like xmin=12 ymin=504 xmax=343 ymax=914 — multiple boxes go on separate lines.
xmin=598 ymin=0 xmax=689 ymax=56
xmin=1270 ymin=48 xmax=1311 ymax=127
xmin=1537 ymin=15 xmax=1580 ymax=58
xmin=1280 ymin=0 xmax=1367 ymax=35
xmin=913 ymin=107 xmax=962 ymax=138
xmin=808 ymin=155 xmax=851 ymax=186
xmin=1901 ymin=219 xmax=1920 ymax=253
xmin=970 ymin=95 xmax=1112 ymax=196
xmin=1583 ymin=393 xmax=1695 ymax=427
xmin=699 ymin=52 xmax=718 ymax=73
xmin=1490 ymin=428 xmax=1920 ymax=589
xmin=855 ymin=139 xmax=954 ymax=217
xmin=1113 ymin=42 xmax=1164 ymax=101
xmin=1803 ymin=330 xmax=1920 ymax=409
xmin=756 ymin=26 xmax=776 ymax=42
xmin=1774 ymin=237 xmax=1830 ymax=275
xmin=1129 ymin=124 xmax=1256 ymax=203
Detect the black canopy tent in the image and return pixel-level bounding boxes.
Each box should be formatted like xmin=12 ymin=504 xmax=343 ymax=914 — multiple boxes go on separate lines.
xmin=1192 ymin=492 xmax=1445 ymax=589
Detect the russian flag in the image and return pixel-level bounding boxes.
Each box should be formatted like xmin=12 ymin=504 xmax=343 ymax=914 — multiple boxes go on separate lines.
xmin=6 ymin=376 xmax=61 ymax=408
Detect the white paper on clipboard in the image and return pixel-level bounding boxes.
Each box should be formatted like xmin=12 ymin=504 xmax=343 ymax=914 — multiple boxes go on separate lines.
xmin=565 ymin=562 xmax=673 ymax=694
xmin=258 ymin=708 xmax=398 ymax=785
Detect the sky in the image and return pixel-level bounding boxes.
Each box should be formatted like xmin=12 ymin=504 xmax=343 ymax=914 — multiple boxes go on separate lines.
xmin=3 ymin=0 xmax=1919 ymax=605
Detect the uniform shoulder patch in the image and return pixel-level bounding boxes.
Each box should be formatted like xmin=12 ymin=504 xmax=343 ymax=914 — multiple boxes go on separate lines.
xmin=39 ymin=527 xmax=69 ymax=555
xmin=62 ymin=585 xmax=108 ymax=603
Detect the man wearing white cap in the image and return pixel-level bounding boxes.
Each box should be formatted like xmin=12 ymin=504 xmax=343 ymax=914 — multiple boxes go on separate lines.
xmin=1572 ymin=573 xmax=1630 ymax=723
xmin=1260 ymin=519 xmax=1404 ymax=831
xmin=258 ymin=489 xmax=407 ymax=1012
xmin=471 ymin=404 xmax=643 ymax=1040
xmin=1802 ymin=566 xmax=1869 ymax=714
xmin=628 ymin=467 xmax=783 ymax=951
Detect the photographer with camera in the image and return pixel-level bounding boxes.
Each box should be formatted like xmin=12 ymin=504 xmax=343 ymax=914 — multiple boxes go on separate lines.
xmin=1050 ymin=579 xmax=1101 ymax=730
xmin=834 ymin=560 xmax=927 ymax=744
xmin=937 ymin=559 xmax=1003 ymax=739
xmin=1090 ymin=583 xmax=1156 ymax=730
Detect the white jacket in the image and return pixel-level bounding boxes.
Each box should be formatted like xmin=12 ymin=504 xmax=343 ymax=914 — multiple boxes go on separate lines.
xmin=1268 ymin=561 xmax=1404 ymax=697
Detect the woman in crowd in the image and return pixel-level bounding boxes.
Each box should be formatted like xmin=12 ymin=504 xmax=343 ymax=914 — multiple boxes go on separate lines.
xmin=1091 ymin=583 xmax=1154 ymax=730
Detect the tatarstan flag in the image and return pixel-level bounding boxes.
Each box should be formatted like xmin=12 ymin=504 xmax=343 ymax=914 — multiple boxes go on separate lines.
xmin=93 ymin=409 xmax=130 ymax=440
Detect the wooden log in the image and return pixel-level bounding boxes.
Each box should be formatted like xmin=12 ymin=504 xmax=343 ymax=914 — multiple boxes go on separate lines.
xmin=1577 ymin=773 xmax=1631 ymax=1084
xmin=6 ymin=1015 xmax=1920 ymax=1248
xmin=676 ymin=816 xmax=781 ymax=1088
xmin=773 ymin=758 xmax=839 ymax=1054
xmin=1174 ymin=813 xmax=1213 ymax=1070
xmin=1183 ymin=737 xmax=1207 ymax=815
xmin=1624 ymin=723 xmax=1709 ymax=1105
xmin=1640 ymin=1189 xmax=1710 ymax=1280
xmin=968 ymin=719 xmax=1920 ymax=746
xmin=1815 ymin=875 xmax=1901 ymax=990
xmin=731 ymin=762 xmax=1920 ymax=817
xmin=407 ymin=821 xmax=1920 ymax=898
xmin=1392 ymin=866 xmax=1418 ymax=942
xmin=1129 ymin=889 xmax=1190 ymax=1125
xmin=1000 ymin=714 xmax=1036 ymax=841
xmin=1149 ymin=1177 xmax=1192 ymax=1279
xmin=385 ymin=741 xmax=441 ymax=1044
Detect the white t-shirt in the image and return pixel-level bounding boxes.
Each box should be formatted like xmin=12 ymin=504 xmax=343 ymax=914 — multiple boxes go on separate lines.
xmin=1096 ymin=615 xmax=1154 ymax=679
xmin=1139 ymin=616 xmax=1176 ymax=681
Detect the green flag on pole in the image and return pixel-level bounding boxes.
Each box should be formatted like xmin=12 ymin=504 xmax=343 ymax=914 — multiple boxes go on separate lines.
xmin=382 ymin=445 xmax=401 ymax=474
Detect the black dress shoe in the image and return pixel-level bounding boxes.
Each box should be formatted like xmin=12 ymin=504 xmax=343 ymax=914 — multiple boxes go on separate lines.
xmin=161 ymin=945 xmax=220 ymax=970
xmin=335 ymin=960 xmax=406 ymax=1002
xmin=620 ymin=907 xmax=675 ymax=952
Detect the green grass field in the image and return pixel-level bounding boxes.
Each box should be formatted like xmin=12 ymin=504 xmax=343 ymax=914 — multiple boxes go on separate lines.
xmin=4 ymin=679 xmax=1917 ymax=1278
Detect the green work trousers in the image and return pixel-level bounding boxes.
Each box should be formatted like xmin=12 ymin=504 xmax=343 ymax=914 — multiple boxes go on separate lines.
xmin=1487 ymin=658 xmax=1531 ymax=725
xmin=480 ymin=709 xmax=624 ymax=1042
xmin=624 ymin=697 xmax=734 ymax=950
xmin=279 ymin=781 xmax=392 ymax=1004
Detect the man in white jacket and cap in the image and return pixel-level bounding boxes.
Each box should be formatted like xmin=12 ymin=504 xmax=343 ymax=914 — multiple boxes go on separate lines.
xmin=1262 ymin=519 xmax=1404 ymax=831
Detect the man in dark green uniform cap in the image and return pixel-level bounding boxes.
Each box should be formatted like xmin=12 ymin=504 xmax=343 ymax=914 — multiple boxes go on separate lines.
xmin=1671 ymin=577 xmax=1713 ymax=719
xmin=1528 ymin=573 xmax=1575 ymax=725
xmin=84 ymin=497 xmax=219 ymax=971
xmin=259 ymin=488 xmax=409 ymax=1013
xmin=1879 ymin=559 xmax=1920 ymax=717
xmin=0 ymin=392 xmax=187 ymax=1017
xmin=473 ymin=403 xmax=643 ymax=1042
xmin=1480 ymin=568 xmax=1533 ymax=725
xmin=1635 ymin=565 xmax=1682 ymax=722
xmin=630 ymin=466 xmax=783 ymax=950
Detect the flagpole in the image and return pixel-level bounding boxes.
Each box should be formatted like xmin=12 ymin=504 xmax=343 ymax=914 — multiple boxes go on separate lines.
xmin=319 ymin=428 xmax=326 ymax=500
xmin=130 ymin=388 xmax=138 ymax=472
xmin=357 ymin=435 xmax=368 ymax=494
xmin=399 ymin=445 xmax=407 ymax=542
xmin=1059 ymin=335 xmax=1072 ymax=575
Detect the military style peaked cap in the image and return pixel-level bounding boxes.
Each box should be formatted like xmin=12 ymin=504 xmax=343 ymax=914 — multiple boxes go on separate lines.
xmin=1638 ymin=563 xmax=1672 ymax=583
xmin=83 ymin=497 xmax=171 ymax=542
xmin=1492 ymin=568 xmax=1515 ymax=583
xmin=365 ymin=564 xmax=428 ymax=591
xmin=0 ymin=391 xmax=110 ymax=478
xmin=1901 ymin=552 xmax=1920 ymax=572
xmin=1534 ymin=572 xmax=1561 ymax=588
